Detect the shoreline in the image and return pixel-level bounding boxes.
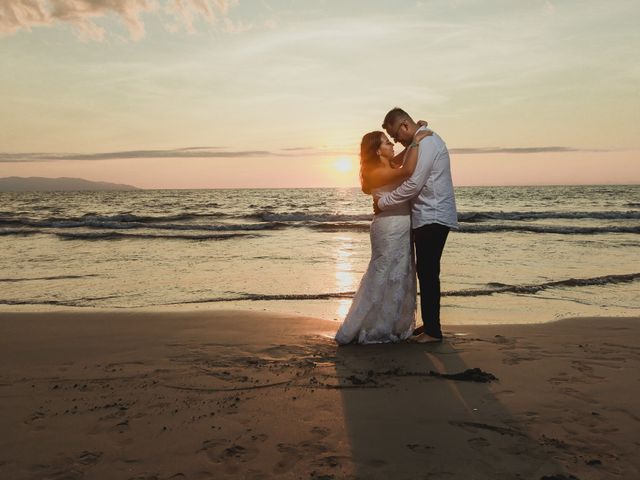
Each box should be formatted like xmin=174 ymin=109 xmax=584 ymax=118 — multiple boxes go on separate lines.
xmin=1 ymin=310 xmax=638 ymax=479
xmin=2 ymin=301 xmax=638 ymax=326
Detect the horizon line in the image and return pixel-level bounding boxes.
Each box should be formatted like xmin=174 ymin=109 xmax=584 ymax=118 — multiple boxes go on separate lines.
xmin=1 ymin=177 xmax=639 ymax=192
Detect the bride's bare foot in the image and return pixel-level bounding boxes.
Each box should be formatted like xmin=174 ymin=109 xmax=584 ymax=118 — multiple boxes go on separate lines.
xmin=410 ymin=333 xmax=443 ymax=344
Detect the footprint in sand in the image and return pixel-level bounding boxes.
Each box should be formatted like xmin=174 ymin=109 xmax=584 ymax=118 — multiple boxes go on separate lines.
xmin=312 ymin=454 xmax=350 ymax=469
xmin=467 ymin=437 xmax=491 ymax=448
xmin=406 ymin=443 xmax=434 ymax=454
xmin=570 ymin=360 xmax=606 ymax=380
xmin=310 ymin=426 xmax=330 ymax=438
xmin=24 ymin=410 xmax=47 ymax=426
xmin=502 ymin=351 xmax=543 ymax=365
xmin=199 ymin=439 xmax=259 ymax=473
xmin=250 ymin=433 xmax=268 ymax=442
xmin=28 ymin=450 xmax=103 ymax=480
xmin=274 ymin=441 xmax=329 ymax=474
xmin=77 ymin=451 xmax=102 ymax=465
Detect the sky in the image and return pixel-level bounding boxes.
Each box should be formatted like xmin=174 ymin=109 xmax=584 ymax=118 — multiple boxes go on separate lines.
xmin=1 ymin=0 xmax=639 ymax=189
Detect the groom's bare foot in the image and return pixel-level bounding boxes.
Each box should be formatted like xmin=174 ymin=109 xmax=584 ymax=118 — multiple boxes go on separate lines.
xmin=411 ymin=333 xmax=443 ymax=344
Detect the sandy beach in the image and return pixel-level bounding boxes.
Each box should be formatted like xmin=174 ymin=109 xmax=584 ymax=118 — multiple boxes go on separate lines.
xmin=1 ymin=310 xmax=638 ymax=479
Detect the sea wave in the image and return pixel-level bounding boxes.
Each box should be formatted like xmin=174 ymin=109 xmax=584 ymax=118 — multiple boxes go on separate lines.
xmin=157 ymin=272 xmax=640 ymax=305
xmin=0 ymin=228 xmax=40 ymax=236
xmin=249 ymin=209 xmax=640 ymax=223
xmin=0 ymin=212 xmax=227 ymax=227
xmin=309 ymin=222 xmax=371 ymax=233
xmin=443 ymin=272 xmax=640 ymax=296
xmin=246 ymin=211 xmax=373 ymax=222
xmin=78 ymin=212 xmax=228 ymax=222
xmin=2 ymin=221 xmax=637 ymax=236
xmin=0 ymin=293 xmax=137 ymax=307
xmin=3 ymin=272 xmax=637 ymax=308
xmin=460 ymin=224 xmax=640 ymax=234
xmin=0 ymin=274 xmax=100 ymax=282
xmin=54 ymin=231 xmax=259 ymax=241
xmin=0 ymin=210 xmax=443 ymax=228
xmin=0 ymin=299 xmax=76 ymax=306
xmin=458 ymin=210 xmax=640 ymax=222
xmin=309 ymin=223 xmax=640 ymax=234
xmin=0 ymin=217 xmax=286 ymax=232
xmin=2 ymin=208 xmax=638 ymax=232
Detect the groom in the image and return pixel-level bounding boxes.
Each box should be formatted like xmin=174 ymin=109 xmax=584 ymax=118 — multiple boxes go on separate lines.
xmin=374 ymin=108 xmax=458 ymax=343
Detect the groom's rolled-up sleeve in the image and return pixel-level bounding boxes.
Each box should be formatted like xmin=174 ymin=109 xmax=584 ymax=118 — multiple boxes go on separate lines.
xmin=378 ymin=138 xmax=439 ymax=210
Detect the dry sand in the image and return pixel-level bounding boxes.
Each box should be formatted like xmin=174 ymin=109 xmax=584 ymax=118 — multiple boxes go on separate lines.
xmin=0 ymin=310 xmax=638 ymax=479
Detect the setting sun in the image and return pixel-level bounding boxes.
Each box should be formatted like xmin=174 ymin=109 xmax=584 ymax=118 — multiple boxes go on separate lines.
xmin=333 ymin=157 xmax=355 ymax=173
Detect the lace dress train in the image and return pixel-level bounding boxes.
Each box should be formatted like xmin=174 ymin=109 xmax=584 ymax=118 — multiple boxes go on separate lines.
xmin=335 ymin=190 xmax=416 ymax=345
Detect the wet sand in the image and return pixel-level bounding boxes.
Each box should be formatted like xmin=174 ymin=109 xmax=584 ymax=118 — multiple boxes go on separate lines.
xmin=1 ymin=310 xmax=638 ymax=479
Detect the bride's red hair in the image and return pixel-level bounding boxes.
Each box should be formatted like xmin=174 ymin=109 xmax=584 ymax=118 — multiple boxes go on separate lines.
xmin=359 ymin=131 xmax=383 ymax=195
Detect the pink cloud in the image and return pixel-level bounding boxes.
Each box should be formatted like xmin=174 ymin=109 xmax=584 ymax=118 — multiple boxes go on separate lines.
xmin=0 ymin=0 xmax=236 ymax=41
xmin=0 ymin=0 xmax=50 ymax=36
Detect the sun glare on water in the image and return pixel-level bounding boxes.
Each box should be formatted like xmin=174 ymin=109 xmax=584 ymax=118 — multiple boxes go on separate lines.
xmin=333 ymin=157 xmax=354 ymax=173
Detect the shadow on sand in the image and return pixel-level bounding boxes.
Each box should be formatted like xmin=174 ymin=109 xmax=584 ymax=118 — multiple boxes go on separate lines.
xmin=333 ymin=339 xmax=566 ymax=480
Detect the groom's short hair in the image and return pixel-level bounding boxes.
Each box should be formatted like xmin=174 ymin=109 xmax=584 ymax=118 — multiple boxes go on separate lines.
xmin=383 ymin=108 xmax=412 ymax=129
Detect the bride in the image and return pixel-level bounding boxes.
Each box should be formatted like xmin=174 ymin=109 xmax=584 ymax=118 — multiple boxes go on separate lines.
xmin=335 ymin=126 xmax=432 ymax=345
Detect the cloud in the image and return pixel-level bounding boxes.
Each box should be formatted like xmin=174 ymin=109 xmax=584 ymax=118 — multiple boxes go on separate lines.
xmin=0 ymin=0 xmax=236 ymax=41
xmin=0 ymin=146 xmax=608 ymax=163
xmin=0 ymin=0 xmax=50 ymax=36
xmin=280 ymin=147 xmax=317 ymax=152
xmin=0 ymin=147 xmax=275 ymax=162
xmin=450 ymin=147 xmax=585 ymax=155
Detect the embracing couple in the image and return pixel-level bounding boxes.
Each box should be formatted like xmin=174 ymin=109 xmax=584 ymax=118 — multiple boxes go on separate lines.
xmin=335 ymin=108 xmax=458 ymax=345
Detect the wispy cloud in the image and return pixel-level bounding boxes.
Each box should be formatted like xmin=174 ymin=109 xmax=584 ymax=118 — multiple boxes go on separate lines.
xmin=0 ymin=145 xmax=608 ymax=163
xmin=449 ymin=147 xmax=589 ymax=155
xmin=280 ymin=147 xmax=317 ymax=152
xmin=0 ymin=0 xmax=237 ymax=41
xmin=0 ymin=147 xmax=274 ymax=162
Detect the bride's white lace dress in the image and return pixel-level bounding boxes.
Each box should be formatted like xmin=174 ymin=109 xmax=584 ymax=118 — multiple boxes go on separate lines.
xmin=335 ymin=183 xmax=416 ymax=345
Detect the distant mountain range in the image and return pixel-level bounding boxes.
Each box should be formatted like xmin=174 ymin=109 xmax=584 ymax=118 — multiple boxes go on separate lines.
xmin=0 ymin=177 xmax=141 ymax=192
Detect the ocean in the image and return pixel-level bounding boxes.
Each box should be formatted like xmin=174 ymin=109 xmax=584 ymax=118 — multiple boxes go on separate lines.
xmin=1 ymin=185 xmax=638 ymax=324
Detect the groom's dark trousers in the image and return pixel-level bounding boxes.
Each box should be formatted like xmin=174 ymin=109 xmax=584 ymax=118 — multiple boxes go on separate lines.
xmin=412 ymin=222 xmax=450 ymax=339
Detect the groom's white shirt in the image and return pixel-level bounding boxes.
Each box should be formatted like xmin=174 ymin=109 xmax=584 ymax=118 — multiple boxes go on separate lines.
xmin=377 ymin=127 xmax=458 ymax=229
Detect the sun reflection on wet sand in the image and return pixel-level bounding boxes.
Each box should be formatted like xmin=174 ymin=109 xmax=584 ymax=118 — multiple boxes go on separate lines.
xmin=334 ymin=235 xmax=356 ymax=318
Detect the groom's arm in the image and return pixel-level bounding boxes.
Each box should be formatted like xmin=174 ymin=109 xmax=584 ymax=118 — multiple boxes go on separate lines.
xmin=376 ymin=137 xmax=439 ymax=210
